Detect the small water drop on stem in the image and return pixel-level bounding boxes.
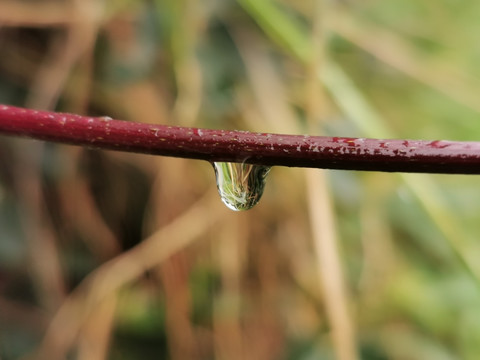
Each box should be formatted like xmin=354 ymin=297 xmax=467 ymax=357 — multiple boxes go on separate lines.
xmin=213 ymin=162 xmax=271 ymax=211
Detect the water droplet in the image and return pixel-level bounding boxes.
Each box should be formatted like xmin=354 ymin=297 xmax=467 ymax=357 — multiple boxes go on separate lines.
xmin=213 ymin=162 xmax=271 ymax=211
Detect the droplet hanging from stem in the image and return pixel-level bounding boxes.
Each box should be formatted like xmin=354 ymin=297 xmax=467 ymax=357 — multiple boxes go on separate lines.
xmin=213 ymin=162 xmax=271 ymax=211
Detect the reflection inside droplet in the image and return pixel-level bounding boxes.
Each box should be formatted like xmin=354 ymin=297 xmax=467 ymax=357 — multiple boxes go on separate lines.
xmin=213 ymin=162 xmax=271 ymax=211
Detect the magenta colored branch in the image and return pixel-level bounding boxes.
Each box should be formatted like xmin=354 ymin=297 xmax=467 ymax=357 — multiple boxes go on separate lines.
xmin=1 ymin=104 xmax=480 ymax=174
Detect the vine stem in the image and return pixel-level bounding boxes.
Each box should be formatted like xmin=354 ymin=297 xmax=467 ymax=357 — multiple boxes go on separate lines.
xmin=1 ymin=104 xmax=480 ymax=174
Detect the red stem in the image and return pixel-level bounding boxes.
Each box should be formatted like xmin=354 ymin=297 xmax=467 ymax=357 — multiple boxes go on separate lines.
xmin=1 ymin=104 xmax=480 ymax=174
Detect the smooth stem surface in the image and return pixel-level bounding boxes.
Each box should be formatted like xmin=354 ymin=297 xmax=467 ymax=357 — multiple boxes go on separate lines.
xmin=1 ymin=104 xmax=480 ymax=174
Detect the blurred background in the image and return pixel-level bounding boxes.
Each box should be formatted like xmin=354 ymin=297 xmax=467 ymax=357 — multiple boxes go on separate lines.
xmin=1 ymin=0 xmax=480 ymax=359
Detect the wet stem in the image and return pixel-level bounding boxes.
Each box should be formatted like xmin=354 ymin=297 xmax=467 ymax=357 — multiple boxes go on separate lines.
xmin=1 ymin=104 xmax=480 ymax=174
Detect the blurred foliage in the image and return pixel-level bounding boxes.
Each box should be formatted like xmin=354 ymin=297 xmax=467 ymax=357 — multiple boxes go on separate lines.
xmin=1 ymin=0 xmax=480 ymax=359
